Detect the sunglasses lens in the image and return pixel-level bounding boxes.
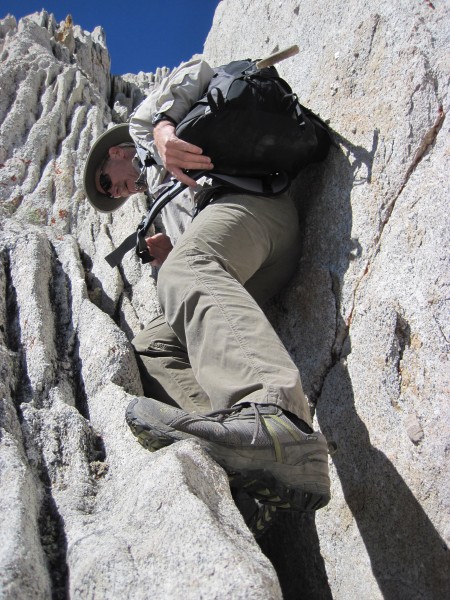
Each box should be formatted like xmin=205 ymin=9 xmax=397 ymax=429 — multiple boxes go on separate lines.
xmin=99 ymin=172 xmax=112 ymax=196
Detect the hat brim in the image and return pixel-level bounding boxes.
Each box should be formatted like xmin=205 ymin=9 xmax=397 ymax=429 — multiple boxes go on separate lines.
xmin=83 ymin=124 xmax=134 ymax=213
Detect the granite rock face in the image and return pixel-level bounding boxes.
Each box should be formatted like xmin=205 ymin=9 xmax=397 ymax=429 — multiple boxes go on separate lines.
xmin=0 ymin=11 xmax=281 ymax=600
xmin=0 ymin=3 xmax=449 ymax=599
xmin=204 ymin=1 xmax=449 ymax=599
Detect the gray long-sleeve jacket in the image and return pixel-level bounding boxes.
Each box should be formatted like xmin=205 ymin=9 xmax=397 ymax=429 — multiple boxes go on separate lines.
xmin=129 ymin=58 xmax=215 ymax=242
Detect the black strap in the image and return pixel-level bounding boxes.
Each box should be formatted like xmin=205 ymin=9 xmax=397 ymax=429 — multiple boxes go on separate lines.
xmin=104 ymin=233 xmax=137 ymax=268
xmin=104 ymin=170 xmax=290 ymax=268
xmin=208 ymin=171 xmax=290 ymax=195
xmin=207 ymin=87 xmax=225 ymax=113
xmin=134 ymin=172 xmax=207 ymax=264
xmin=104 ymin=171 xmax=208 ymax=268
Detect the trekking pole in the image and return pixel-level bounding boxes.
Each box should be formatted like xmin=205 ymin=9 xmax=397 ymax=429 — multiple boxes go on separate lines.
xmin=255 ymin=45 xmax=299 ymax=70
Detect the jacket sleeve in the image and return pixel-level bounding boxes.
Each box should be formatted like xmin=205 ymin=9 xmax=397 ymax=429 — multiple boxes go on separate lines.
xmin=129 ymin=57 xmax=214 ymax=155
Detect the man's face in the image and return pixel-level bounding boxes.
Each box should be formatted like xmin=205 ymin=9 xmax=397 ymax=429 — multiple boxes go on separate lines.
xmin=95 ymin=145 xmax=140 ymax=199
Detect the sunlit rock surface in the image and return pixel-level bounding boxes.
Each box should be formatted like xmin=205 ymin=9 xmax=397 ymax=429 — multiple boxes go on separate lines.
xmin=204 ymin=1 xmax=449 ymax=598
xmin=0 ymin=11 xmax=281 ymax=600
xmin=0 ymin=3 xmax=449 ymax=599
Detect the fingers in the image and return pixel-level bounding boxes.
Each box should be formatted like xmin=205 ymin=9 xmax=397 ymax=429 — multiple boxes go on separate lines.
xmin=165 ymin=141 xmax=213 ymax=186
xmin=167 ymin=137 xmax=205 ymax=157
xmin=171 ymin=167 xmax=201 ymax=187
xmin=153 ymin=121 xmax=213 ymax=185
xmin=146 ymin=232 xmax=168 ymax=243
xmin=164 ymin=138 xmax=213 ymax=172
xmin=145 ymin=233 xmax=173 ymax=267
xmin=165 ymin=137 xmax=211 ymax=162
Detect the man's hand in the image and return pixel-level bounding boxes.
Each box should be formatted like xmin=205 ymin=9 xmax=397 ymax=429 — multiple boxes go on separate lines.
xmin=153 ymin=121 xmax=213 ymax=186
xmin=145 ymin=233 xmax=173 ymax=267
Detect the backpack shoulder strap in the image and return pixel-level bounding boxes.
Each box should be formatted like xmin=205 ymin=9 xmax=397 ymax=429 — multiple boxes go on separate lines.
xmin=104 ymin=169 xmax=290 ymax=268
xmin=104 ymin=171 xmax=208 ymax=268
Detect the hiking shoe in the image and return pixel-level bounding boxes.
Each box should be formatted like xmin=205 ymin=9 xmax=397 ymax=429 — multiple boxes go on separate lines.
xmin=231 ymin=488 xmax=278 ymax=538
xmin=126 ymin=397 xmax=331 ymax=511
xmin=228 ymin=472 xmax=294 ymax=510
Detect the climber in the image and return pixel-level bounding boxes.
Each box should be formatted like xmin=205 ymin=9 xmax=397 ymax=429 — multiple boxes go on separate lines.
xmin=83 ymin=57 xmax=331 ymax=515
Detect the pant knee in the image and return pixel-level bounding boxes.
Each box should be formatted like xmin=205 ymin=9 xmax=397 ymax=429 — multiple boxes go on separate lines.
xmin=131 ymin=314 xmax=180 ymax=354
xmin=131 ymin=329 xmax=150 ymax=354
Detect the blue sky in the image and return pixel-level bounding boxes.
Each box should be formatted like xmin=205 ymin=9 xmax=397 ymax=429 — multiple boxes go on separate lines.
xmin=2 ymin=1 xmax=219 ymax=74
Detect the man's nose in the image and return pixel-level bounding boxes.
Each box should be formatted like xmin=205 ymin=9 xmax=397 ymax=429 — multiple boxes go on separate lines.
xmin=111 ymin=183 xmax=124 ymax=198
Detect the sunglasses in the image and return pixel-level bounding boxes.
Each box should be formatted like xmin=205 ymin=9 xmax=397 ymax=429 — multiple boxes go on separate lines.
xmin=98 ymin=143 xmax=136 ymax=198
xmin=97 ymin=152 xmax=114 ymax=197
xmin=99 ymin=170 xmax=113 ymax=197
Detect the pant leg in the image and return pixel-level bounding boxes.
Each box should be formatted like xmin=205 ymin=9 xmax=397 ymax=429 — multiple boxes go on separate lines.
xmin=157 ymin=192 xmax=312 ymax=427
xmin=132 ymin=314 xmax=212 ymax=413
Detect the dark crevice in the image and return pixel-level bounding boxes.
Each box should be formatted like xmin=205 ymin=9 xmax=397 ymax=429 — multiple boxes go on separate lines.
xmin=34 ymin=68 xmax=49 ymax=122
xmin=49 ymin=177 xmax=57 ymax=209
xmin=308 ymin=269 xmax=350 ymax=411
xmin=72 ymin=106 xmax=87 ymax=153
xmin=71 ymin=336 xmax=90 ymax=419
xmin=115 ymin=294 xmax=134 ymax=341
xmin=80 ymin=248 xmax=99 ymax=311
xmin=3 ymin=248 xmax=33 ymax=406
xmin=367 ymin=14 xmax=381 ymax=57
xmin=64 ymin=110 xmax=74 ymax=140
xmin=47 ymin=247 xmax=108 ymax=488
xmin=54 ymin=71 xmax=78 ymax=156
xmin=51 ymin=245 xmax=90 ymax=420
xmin=330 ymin=269 xmax=347 ymax=361
xmin=90 ymin=432 xmax=107 ymax=463
xmin=394 ymin=312 xmax=411 ymax=365
xmin=38 ymin=489 xmax=69 ymax=600
xmin=392 ymin=311 xmax=412 ymax=403
xmin=0 ymin=70 xmax=21 ymax=128
xmin=81 ymin=224 xmax=138 ymax=339
xmin=3 ymin=249 xmax=20 ymax=353
xmin=3 ymin=247 xmax=69 ymax=597
xmin=258 ymin=512 xmax=332 ymax=600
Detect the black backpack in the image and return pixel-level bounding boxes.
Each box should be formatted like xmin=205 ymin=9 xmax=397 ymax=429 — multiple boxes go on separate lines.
xmin=175 ymin=59 xmax=332 ymax=180
xmin=105 ymin=57 xmax=333 ymax=268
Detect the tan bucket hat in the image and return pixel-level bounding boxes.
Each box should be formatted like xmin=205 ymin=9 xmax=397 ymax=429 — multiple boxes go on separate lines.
xmin=83 ymin=123 xmax=134 ymax=213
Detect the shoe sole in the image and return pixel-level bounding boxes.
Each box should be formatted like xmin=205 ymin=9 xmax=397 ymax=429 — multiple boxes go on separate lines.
xmin=126 ymin=400 xmax=331 ymax=512
xmin=232 ymin=488 xmax=278 ymax=537
xmin=250 ymin=503 xmax=278 ymax=537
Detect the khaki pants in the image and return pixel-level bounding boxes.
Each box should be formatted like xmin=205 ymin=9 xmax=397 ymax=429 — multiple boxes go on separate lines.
xmin=132 ymin=192 xmax=312 ymax=427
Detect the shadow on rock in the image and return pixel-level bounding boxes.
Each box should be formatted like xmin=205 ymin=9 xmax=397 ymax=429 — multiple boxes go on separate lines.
xmin=258 ymin=511 xmax=332 ymax=600
xmin=258 ymin=134 xmax=370 ymax=598
xmin=317 ymin=360 xmax=450 ymax=600
xmin=261 ymin=131 xmax=449 ymax=599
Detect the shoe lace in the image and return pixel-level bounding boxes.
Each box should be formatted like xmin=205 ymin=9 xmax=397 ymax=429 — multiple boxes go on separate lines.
xmin=204 ymin=402 xmax=263 ymax=445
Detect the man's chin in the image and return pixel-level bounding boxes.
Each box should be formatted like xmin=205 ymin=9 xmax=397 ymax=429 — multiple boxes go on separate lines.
xmin=130 ymin=181 xmax=147 ymax=194
xmin=127 ymin=184 xmax=139 ymax=195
